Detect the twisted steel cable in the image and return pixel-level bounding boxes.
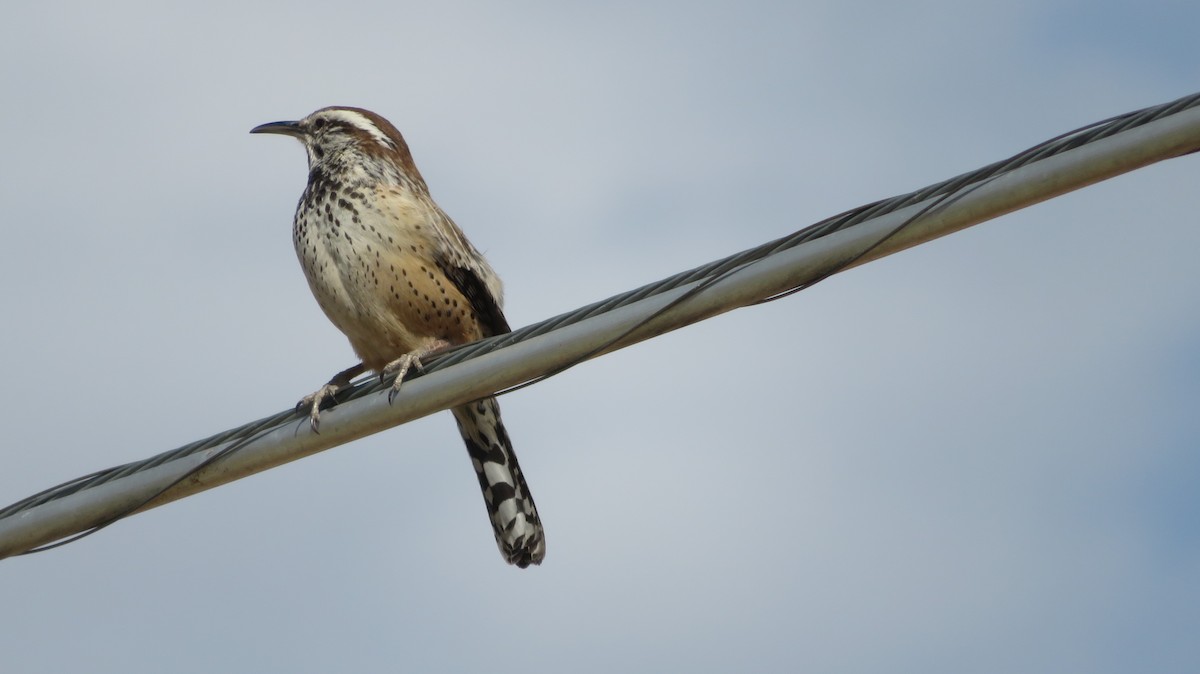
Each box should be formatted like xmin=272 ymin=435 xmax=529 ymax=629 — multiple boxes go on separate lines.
xmin=2 ymin=90 xmax=1198 ymax=547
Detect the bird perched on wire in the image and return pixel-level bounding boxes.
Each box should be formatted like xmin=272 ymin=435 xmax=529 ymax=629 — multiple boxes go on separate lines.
xmin=251 ymin=107 xmax=545 ymax=567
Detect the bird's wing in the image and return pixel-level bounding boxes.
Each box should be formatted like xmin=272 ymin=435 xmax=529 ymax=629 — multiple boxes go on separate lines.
xmin=435 ymin=255 xmax=511 ymax=337
xmin=424 ymin=206 xmax=510 ymax=338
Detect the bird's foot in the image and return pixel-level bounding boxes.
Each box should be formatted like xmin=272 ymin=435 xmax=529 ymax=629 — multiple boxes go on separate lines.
xmin=296 ymin=363 xmax=366 ymax=433
xmin=296 ymin=384 xmax=339 ymax=433
xmin=381 ymin=340 xmax=451 ymax=404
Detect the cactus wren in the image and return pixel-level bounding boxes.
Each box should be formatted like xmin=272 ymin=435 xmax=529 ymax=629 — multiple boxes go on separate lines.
xmin=252 ymin=107 xmax=545 ymax=567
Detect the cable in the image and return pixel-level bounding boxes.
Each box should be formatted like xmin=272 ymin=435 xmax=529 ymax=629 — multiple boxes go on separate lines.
xmin=2 ymin=90 xmax=1198 ymax=556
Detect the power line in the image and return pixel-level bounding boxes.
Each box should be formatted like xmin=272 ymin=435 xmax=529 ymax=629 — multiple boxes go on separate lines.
xmin=2 ymin=91 xmax=1198 ymax=560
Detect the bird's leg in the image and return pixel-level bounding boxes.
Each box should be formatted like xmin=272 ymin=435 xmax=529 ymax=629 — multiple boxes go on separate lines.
xmin=380 ymin=339 xmax=452 ymax=403
xmin=297 ymin=362 xmax=367 ymax=432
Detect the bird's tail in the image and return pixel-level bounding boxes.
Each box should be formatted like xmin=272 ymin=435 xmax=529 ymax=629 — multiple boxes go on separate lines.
xmin=451 ymin=397 xmax=545 ymax=567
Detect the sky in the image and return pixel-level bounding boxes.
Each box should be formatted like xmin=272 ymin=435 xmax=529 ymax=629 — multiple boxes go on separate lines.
xmin=1 ymin=2 xmax=1198 ymax=672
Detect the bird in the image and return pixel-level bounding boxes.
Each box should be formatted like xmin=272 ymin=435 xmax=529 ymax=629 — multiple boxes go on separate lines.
xmin=251 ymin=107 xmax=545 ymax=567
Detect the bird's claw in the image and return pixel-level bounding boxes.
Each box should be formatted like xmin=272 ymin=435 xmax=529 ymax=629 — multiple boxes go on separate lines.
xmin=377 ymin=340 xmax=451 ymax=405
xmin=380 ymin=353 xmax=424 ymax=405
xmin=297 ymin=383 xmax=341 ymax=433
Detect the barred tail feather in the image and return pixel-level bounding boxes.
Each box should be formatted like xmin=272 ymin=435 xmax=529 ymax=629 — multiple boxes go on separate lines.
xmin=451 ymin=397 xmax=545 ymax=567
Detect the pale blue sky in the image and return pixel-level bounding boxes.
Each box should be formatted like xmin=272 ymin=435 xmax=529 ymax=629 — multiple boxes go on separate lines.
xmin=1 ymin=2 xmax=1197 ymax=672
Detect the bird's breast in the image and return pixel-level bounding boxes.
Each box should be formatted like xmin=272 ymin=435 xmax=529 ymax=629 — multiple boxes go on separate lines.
xmin=291 ymin=188 xmax=481 ymax=369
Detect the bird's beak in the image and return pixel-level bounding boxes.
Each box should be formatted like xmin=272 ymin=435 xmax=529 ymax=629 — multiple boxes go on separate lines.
xmin=250 ymin=120 xmax=303 ymax=137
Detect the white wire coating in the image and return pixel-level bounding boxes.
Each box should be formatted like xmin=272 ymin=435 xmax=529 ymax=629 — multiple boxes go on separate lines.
xmin=1 ymin=93 xmax=1198 ymax=560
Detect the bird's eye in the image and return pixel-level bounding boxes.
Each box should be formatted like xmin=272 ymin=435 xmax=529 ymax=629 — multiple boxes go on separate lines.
xmin=313 ymin=118 xmax=327 ymax=130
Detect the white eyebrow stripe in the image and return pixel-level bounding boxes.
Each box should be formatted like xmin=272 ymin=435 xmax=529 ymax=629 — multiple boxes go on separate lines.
xmin=323 ymin=109 xmax=397 ymax=149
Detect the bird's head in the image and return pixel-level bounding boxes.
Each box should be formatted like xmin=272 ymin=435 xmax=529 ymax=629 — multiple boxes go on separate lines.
xmin=252 ymin=106 xmax=424 ymax=185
